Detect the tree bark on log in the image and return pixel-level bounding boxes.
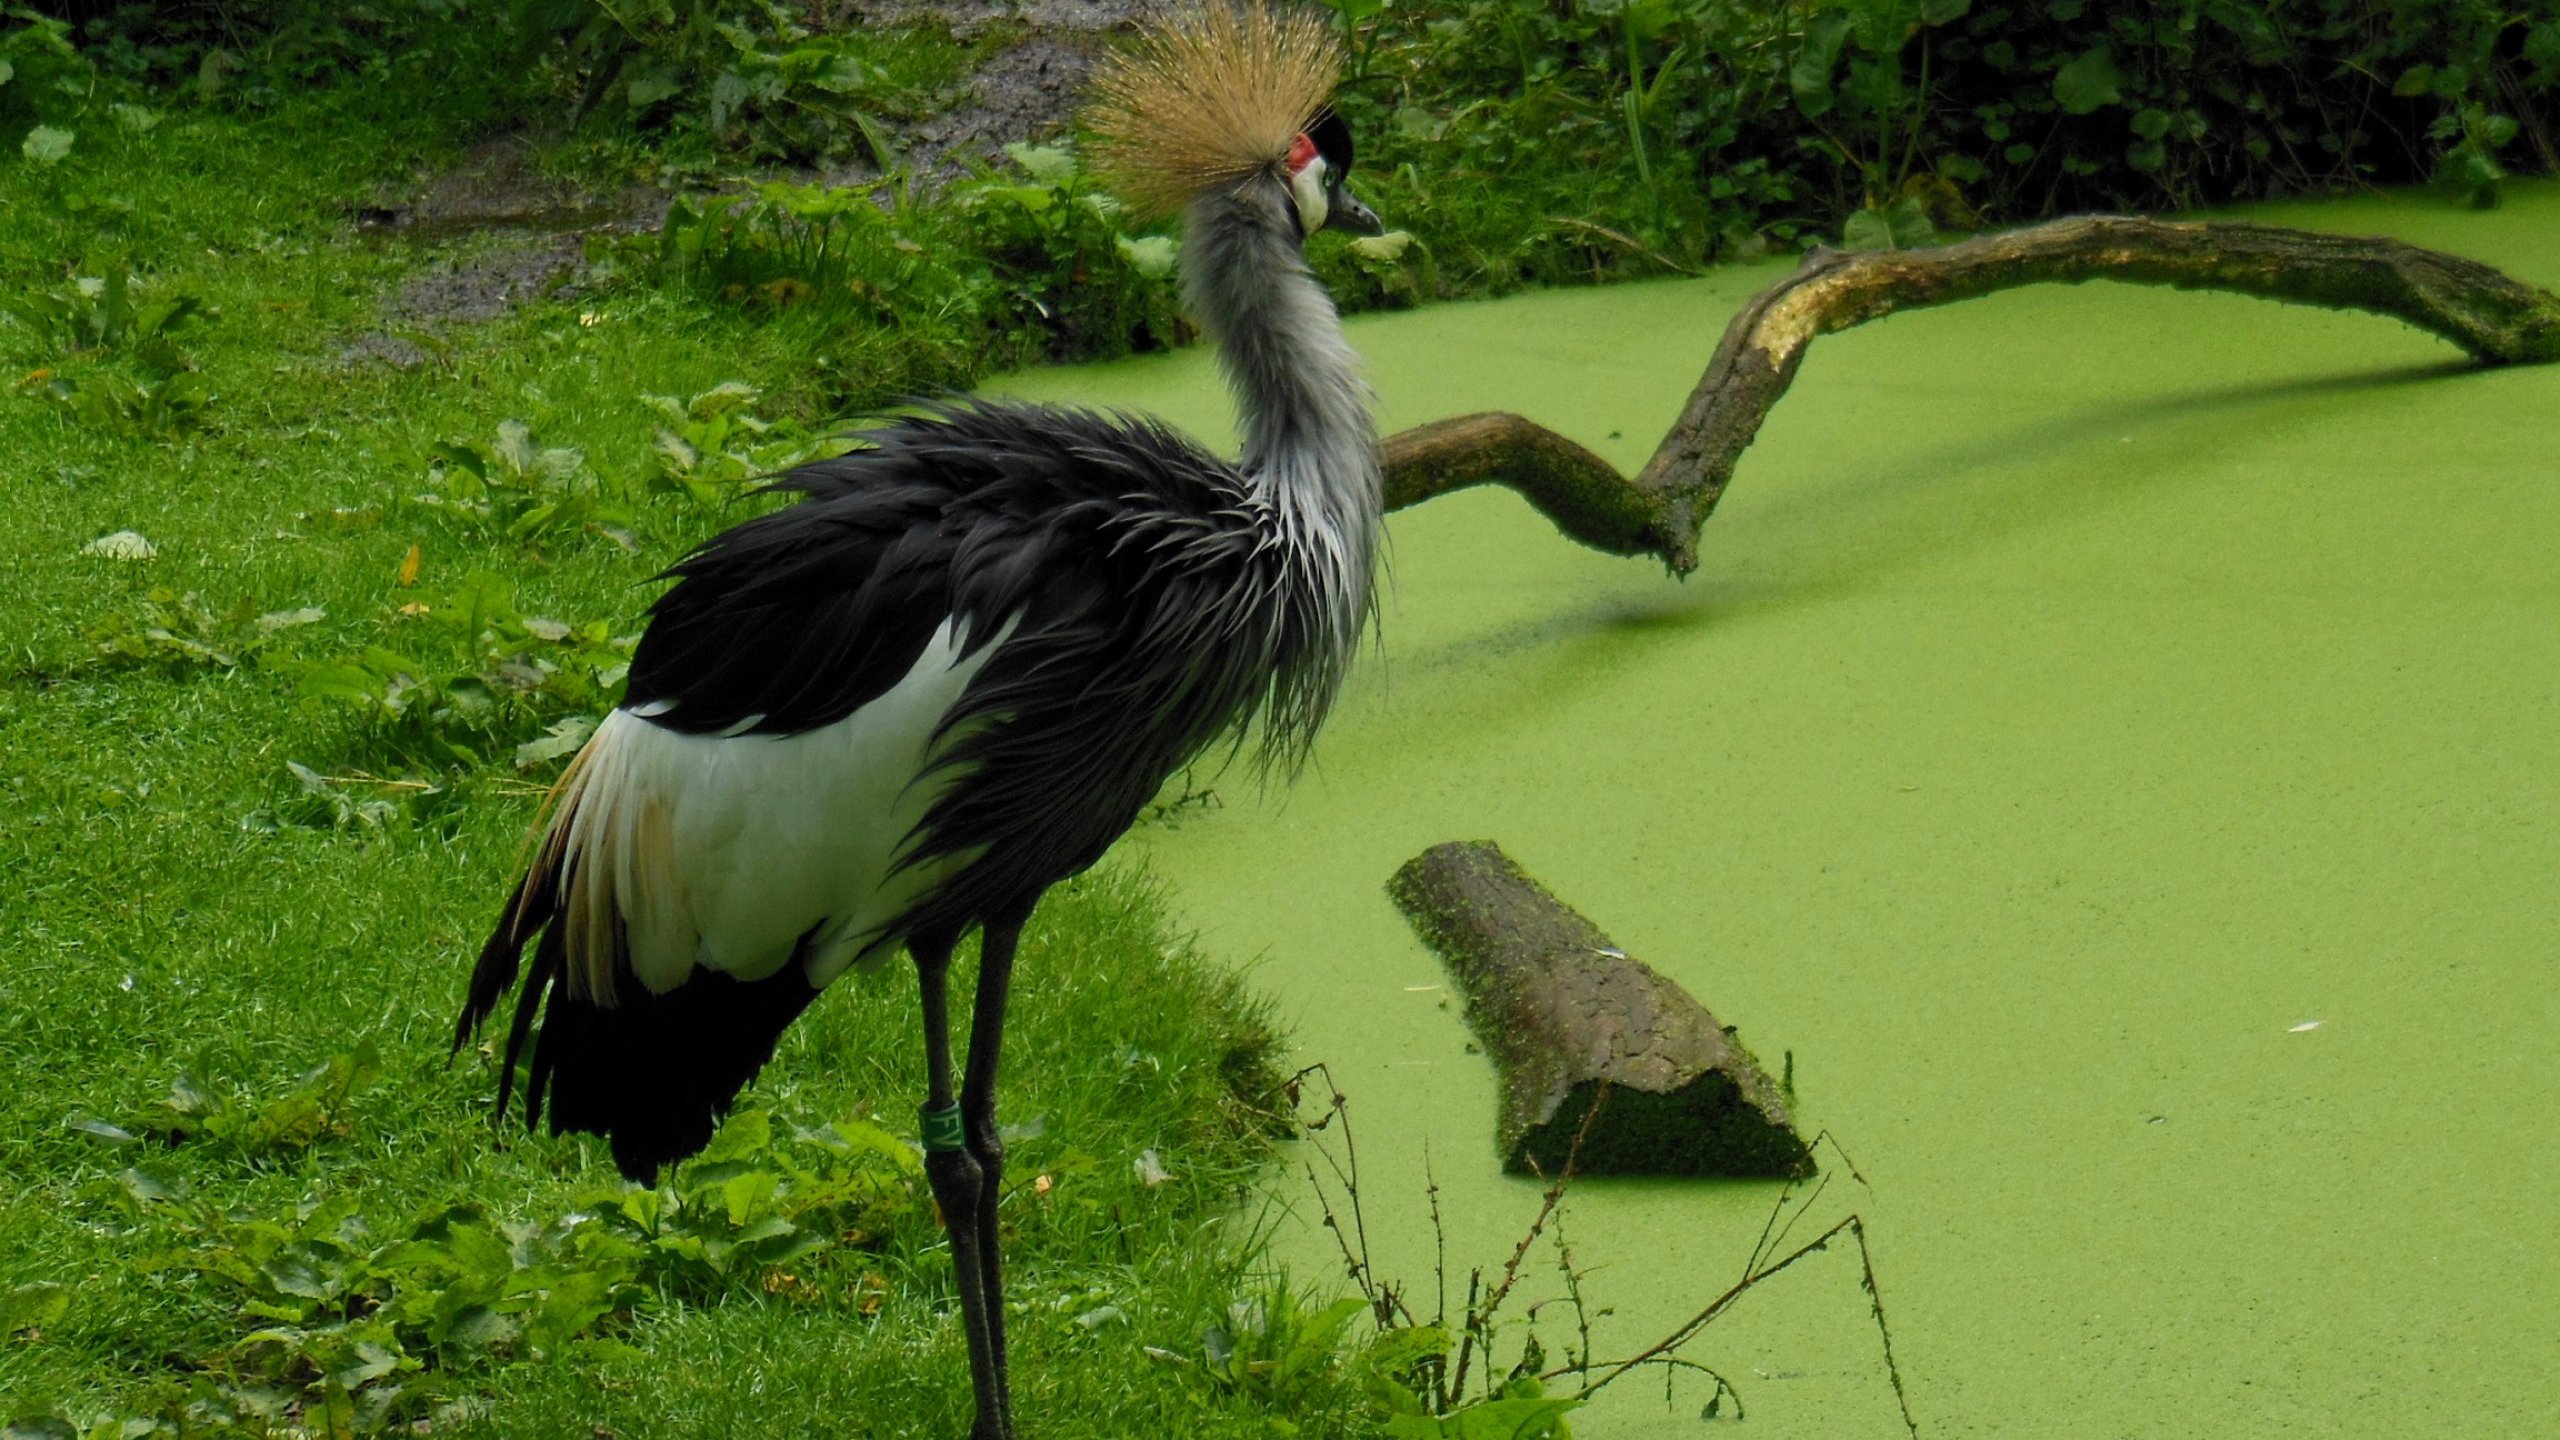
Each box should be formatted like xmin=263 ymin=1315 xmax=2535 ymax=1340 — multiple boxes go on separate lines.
xmin=1388 ymin=840 xmax=1808 ymax=1178
xmin=1378 ymin=215 xmax=2560 ymax=575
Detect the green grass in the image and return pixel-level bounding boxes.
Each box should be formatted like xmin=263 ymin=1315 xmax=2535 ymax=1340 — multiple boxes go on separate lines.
xmin=0 ymin=96 xmax=1388 ymax=1440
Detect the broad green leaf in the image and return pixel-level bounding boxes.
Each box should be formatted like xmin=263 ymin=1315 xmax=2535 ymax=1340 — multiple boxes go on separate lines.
xmin=256 ymin=606 xmax=326 ymax=635
xmin=1005 ymin=142 xmax=1077 ymax=184
xmin=1117 ymin=233 xmax=1179 ymax=279
xmin=1847 ymin=0 xmax=1923 ymax=56
xmin=696 ymin=1108 xmax=774 ymax=1166
xmin=1882 ymin=193 xmax=1936 ymax=247
xmin=689 ymin=380 xmax=762 ymax=419
xmin=730 ymin=1214 xmax=795 ymax=1246
xmin=0 ymin=1281 xmax=69 ymax=1333
xmin=627 ymin=70 xmax=682 ymax=110
xmin=1346 ymin=230 xmax=1413 ymax=263
xmin=2529 ymin=22 xmax=2560 ymax=74
xmin=259 ymin=1249 xmax=338 ymax=1301
xmin=326 ymin=1340 xmax=403 ymax=1389
xmin=525 ymin=1267 xmax=618 ymax=1354
xmin=65 ymin=1116 xmax=137 ymax=1144
xmin=1363 ymin=1322 xmax=1454 ymax=1376
xmin=1841 ymin=208 xmax=1895 ymax=250
xmin=831 ymin=1116 xmax=926 ymax=1174
xmin=119 ymin=1165 xmax=183 ymax=1203
xmin=720 ymin=1169 xmax=780 ymax=1226
xmin=429 ymin=441 xmax=488 ymax=482
xmin=2052 ymin=46 xmax=2125 ymax=115
xmin=1790 ymin=11 xmax=1852 ymax=118
xmin=21 ymin=125 xmax=72 ymax=163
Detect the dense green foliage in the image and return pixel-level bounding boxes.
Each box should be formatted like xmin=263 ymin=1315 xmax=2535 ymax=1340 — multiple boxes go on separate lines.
xmin=14 ymin=0 xmax=2556 ymax=326
xmin=1320 ymin=0 xmax=2560 ymax=295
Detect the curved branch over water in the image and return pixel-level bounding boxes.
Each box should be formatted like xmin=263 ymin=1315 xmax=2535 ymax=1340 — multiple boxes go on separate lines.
xmin=1378 ymin=214 xmax=2560 ymax=575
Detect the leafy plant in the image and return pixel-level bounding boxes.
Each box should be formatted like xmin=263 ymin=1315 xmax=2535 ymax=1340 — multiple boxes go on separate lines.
xmin=286 ymin=570 xmax=634 ymax=766
xmin=1309 ymin=0 xmax=2560 ymax=302
xmin=414 ymin=419 xmax=633 ymax=549
xmin=87 ymin=590 xmax=323 ymax=671
xmin=598 ymin=145 xmax=1193 ymax=411
xmin=587 ymin=1107 xmax=927 ymax=1302
xmin=34 ymin=1103 xmax=930 ymax=1438
xmin=251 ymin=761 xmax=435 ymax=832
xmin=126 ymin=1188 xmax=648 ymax=1435
xmin=0 ymin=10 xmax=86 ymax=129
xmin=946 ymin=143 xmax=1192 ymax=363
xmin=639 ymin=379 xmax=846 ymax=508
xmin=1 ymin=265 xmax=207 ymax=362
xmin=1195 ymin=1286 xmax=1374 ymax=1412
xmin=37 ymin=370 xmax=212 ymax=435
xmin=511 ymin=0 xmax=960 ymax=167
xmin=126 ymin=1041 xmax=387 ymax=1156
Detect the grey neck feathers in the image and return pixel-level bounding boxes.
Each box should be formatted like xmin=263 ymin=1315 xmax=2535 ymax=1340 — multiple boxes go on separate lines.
xmin=1182 ymin=176 xmax=1382 ymax=764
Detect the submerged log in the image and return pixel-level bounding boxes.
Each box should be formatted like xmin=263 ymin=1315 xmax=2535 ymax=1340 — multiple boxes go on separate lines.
xmin=1379 ymin=215 xmax=2560 ymax=575
xmin=1388 ymin=841 xmax=1808 ymax=1178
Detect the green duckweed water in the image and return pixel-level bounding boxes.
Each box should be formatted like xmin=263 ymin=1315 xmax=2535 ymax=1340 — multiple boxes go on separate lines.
xmin=987 ymin=187 xmax=2560 ymax=1437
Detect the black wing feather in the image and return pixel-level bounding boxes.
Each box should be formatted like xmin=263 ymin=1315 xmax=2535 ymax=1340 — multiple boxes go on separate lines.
xmin=461 ymin=398 xmax=1316 ymax=1175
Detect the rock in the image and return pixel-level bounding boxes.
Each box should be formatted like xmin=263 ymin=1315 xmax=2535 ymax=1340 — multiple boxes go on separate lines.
xmin=1387 ymin=841 xmax=1809 ymax=1178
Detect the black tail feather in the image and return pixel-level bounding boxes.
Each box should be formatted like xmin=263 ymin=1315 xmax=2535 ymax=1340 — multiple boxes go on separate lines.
xmin=504 ymin=919 xmax=565 ymax=1130
xmin=455 ymin=876 xmax=827 ymax=1182
xmin=456 ymin=873 xmax=542 ymax=1054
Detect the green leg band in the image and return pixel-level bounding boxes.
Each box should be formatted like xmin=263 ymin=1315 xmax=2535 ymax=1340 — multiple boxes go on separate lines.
xmin=920 ymin=1101 xmax=967 ymax=1153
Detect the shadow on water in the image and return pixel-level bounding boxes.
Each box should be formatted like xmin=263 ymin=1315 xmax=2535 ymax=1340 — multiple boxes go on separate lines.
xmin=1369 ymin=358 xmax=2495 ymax=735
xmin=1716 ymin=359 xmax=2488 ymax=591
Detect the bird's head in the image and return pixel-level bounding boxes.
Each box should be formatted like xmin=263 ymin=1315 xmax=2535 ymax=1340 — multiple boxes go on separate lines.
xmin=1286 ymin=109 xmax=1384 ymax=238
xmin=1085 ymin=3 xmax=1385 ymax=243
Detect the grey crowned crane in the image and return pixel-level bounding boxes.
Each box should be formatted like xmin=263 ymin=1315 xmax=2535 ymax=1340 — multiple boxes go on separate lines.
xmin=452 ymin=7 xmax=1385 ymax=1436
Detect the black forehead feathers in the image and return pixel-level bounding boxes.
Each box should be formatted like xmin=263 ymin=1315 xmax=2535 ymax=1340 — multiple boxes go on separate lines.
xmin=1307 ymin=108 xmax=1354 ymax=175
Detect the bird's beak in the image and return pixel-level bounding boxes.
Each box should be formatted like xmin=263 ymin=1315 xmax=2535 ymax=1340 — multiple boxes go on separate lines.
xmin=1325 ymin=186 xmax=1384 ymax=237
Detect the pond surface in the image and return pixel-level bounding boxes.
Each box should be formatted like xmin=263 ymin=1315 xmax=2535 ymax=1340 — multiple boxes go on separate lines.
xmin=986 ymin=186 xmax=2560 ymax=1437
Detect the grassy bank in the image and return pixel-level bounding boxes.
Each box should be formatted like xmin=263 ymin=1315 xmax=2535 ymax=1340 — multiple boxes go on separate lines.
xmin=0 ymin=83 xmax=1400 ymax=1438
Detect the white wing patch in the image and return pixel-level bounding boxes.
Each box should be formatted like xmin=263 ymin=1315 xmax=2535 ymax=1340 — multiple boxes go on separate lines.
xmin=537 ymin=615 xmax=1005 ymax=1005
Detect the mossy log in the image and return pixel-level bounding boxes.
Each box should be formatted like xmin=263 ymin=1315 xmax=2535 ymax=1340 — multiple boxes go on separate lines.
xmin=1378 ymin=215 xmax=2560 ymax=575
xmin=1387 ymin=840 xmax=1808 ymax=1178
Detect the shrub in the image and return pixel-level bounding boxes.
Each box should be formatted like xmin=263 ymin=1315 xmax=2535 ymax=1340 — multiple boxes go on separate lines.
xmin=1312 ymin=0 xmax=2560 ymax=297
xmin=508 ymin=0 xmax=969 ymax=169
xmin=596 ymin=144 xmax=1192 ymax=412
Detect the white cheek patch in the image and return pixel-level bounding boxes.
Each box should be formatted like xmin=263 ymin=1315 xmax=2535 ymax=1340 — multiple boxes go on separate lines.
xmin=1290 ymin=157 xmax=1330 ymax=235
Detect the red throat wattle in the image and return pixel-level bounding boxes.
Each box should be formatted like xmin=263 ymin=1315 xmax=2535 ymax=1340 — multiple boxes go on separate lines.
xmin=1287 ymin=132 xmax=1318 ymax=174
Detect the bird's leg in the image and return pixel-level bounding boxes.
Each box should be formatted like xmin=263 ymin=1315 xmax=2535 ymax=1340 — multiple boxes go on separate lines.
xmin=915 ymin=932 xmax=1005 ymax=1440
xmin=961 ymin=907 xmax=1028 ymax=1438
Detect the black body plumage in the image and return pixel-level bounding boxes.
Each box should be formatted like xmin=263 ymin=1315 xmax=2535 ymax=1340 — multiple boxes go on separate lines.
xmin=456 ymin=399 xmax=1343 ymax=1177
xmin=637 ymin=398 xmax=1329 ymax=925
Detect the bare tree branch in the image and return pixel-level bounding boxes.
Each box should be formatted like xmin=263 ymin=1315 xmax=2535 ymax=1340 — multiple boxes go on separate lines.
xmin=1379 ymin=215 xmax=2560 ymax=575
